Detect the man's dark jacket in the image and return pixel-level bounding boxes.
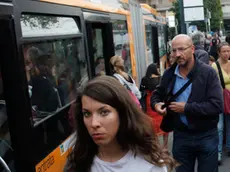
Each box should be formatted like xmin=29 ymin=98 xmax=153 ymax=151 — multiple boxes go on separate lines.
xmin=151 ymin=57 xmax=223 ymax=132
xmin=194 ymin=45 xmax=209 ymax=64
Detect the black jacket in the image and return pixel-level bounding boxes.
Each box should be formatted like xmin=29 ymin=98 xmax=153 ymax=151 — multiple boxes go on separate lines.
xmin=151 ymin=57 xmax=223 ymax=132
xmin=194 ymin=45 xmax=209 ymax=64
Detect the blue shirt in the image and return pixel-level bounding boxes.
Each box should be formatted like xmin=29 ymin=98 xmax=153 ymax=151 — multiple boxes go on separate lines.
xmin=173 ymin=65 xmax=192 ymax=125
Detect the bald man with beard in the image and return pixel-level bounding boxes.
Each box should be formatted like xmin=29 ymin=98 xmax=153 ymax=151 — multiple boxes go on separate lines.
xmin=151 ymin=34 xmax=223 ymax=172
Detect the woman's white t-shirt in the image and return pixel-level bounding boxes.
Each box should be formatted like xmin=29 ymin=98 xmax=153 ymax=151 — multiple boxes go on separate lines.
xmin=91 ymin=151 xmax=167 ymax=172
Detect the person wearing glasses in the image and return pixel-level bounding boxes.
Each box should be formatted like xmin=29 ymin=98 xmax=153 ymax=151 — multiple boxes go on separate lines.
xmin=151 ymin=34 xmax=223 ymax=172
xmin=191 ymin=31 xmax=209 ymax=64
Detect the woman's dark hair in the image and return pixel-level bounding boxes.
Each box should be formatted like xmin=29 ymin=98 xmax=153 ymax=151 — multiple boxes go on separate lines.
xmin=217 ymin=42 xmax=230 ymax=53
xmin=67 ymin=76 xmax=176 ymax=172
xmin=145 ymin=63 xmax=160 ymax=78
xmin=34 ymin=54 xmax=54 ymax=77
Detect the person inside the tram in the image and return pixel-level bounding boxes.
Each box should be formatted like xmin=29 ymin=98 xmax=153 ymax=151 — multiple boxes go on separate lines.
xmin=121 ymin=43 xmax=131 ymax=71
xmin=95 ymin=57 xmax=105 ymax=76
xmin=65 ymin=75 xmax=177 ymax=172
xmin=30 ymin=53 xmax=61 ymax=113
xmin=24 ymin=46 xmax=42 ymax=97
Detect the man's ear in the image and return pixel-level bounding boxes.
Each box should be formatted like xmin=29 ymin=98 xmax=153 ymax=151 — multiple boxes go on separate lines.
xmin=191 ymin=45 xmax=195 ymax=54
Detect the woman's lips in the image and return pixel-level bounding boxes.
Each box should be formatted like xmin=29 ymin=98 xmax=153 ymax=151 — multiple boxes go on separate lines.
xmin=92 ymin=133 xmax=105 ymax=139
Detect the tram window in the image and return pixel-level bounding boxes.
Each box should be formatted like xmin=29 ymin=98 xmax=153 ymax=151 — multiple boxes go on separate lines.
xmin=21 ymin=14 xmax=80 ymax=37
xmin=23 ymin=39 xmax=87 ymax=122
xmin=145 ymin=24 xmax=154 ymax=66
xmin=92 ymin=29 xmax=105 ymax=76
xmin=158 ymin=25 xmax=166 ymax=57
xmin=112 ymin=20 xmax=132 ymax=74
xmin=85 ymin=0 xmax=124 ymax=8
xmin=21 ymin=15 xmax=87 ymax=123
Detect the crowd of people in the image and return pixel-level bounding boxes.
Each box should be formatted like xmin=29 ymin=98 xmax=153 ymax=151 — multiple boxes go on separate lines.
xmin=64 ymin=31 xmax=230 ymax=172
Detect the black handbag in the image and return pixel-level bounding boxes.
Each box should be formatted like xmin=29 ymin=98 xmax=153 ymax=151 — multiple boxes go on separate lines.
xmin=160 ymin=76 xmax=194 ymax=132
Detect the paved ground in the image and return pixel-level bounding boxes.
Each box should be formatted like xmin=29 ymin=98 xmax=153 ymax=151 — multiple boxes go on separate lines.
xmin=160 ymin=133 xmax=230 ymax=172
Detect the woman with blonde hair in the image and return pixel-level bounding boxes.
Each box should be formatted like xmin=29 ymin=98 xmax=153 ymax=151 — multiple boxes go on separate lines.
xmin=65 ymin=76 xmax=177 ymax=172
xmin=110 ymin=55 xmax=141 ymax=100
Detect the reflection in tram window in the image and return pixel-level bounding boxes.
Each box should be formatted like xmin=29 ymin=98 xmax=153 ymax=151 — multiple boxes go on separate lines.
xmin=95 ymin=57 xmax=105 ymax=76
xmin=158 ymin=25 xmax=166 ymax=57
xmin=145 ymin=25 xmax=154 ymax=66
xmin=112 ymin=20 xmax=131 ymax=74
xmin=92 ymin=29 xmax=105 ymax=76
xmin=21 ymin=14 xmax=80 ymax=37
xmin=23 ymin=39 xmax=87 ymax=118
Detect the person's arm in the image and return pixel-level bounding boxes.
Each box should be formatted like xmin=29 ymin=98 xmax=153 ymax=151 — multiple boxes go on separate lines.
xmin=184 ymin=69 xmax=224 ymax=116
xmin=150 ymin=71 xmax=169 ymax=111
xmin=134 ymin=86 xmax=142 ymax=100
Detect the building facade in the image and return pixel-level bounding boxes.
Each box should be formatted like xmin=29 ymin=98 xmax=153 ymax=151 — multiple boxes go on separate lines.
xmin=139 ymin=0 xmax=174 ymax=16
xmin=221 ymin=0 xmax=230 ymax=34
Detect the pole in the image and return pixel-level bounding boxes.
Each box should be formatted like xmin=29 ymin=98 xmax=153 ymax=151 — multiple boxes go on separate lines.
xmin=205 ymin=18 xmax=208 ymax=33
xmin=185 ymin=22 xmax=190 ymax=35
xmin=207 ymin=9 xmax=211 ymax=33
xmin=179 ymin=0 xmax=186 ymax=34
xmin=175 ymin=19 xmax=178 ymax=35
xmin=208 ymin=18 xmax=211 ymax=32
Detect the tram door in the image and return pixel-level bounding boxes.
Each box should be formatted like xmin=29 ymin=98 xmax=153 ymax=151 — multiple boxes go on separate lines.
xmin=15 ymin=1 xmax=88 ymax=171
xmin=0 ymin=6 xmax=34 ymax=171
xmin=84 ymin=12 xmax=115 ymax=77
xmin=0 ymin=18 xmax=16 ymax=172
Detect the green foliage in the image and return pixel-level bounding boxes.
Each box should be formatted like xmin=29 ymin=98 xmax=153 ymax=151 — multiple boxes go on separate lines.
xmin=170 ymin=0 xmax=180 ymax=33
xmin=171 ymin=0 xmax=223 ymax=32
xmin=21 ymin=14 xmax=58 ymax=28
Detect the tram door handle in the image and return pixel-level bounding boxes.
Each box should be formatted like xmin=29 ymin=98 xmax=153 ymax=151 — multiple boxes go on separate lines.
xmin=0 ymin=156 xmax=11 ymax=172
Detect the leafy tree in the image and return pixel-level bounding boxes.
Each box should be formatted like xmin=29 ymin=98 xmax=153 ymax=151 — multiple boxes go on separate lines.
xmin=21 ymin=14 xmax=58 ymax=28
xmin=170 ymin=0 xmax=180 ymax=33
xmin=204 ymin=0 xmax=223 ymax=31
xmin=171 ymin=0 xmax=223 ymax=33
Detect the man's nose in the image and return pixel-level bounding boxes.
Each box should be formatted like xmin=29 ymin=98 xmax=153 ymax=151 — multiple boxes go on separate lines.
xmin=175 ymin=50 xmax=182 ymax=57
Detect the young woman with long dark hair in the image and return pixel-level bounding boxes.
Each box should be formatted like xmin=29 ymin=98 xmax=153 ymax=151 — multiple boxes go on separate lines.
xmin=65 ymin=76 xmax=177 ymax=172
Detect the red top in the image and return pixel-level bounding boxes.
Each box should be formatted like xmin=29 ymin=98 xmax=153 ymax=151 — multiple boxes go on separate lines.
xmin=146 ymin=90 xmax=167 ymax=136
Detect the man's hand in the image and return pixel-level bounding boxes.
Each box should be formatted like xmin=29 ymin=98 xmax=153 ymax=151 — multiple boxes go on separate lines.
xmin=154 ymin=102 xmax=167 ymax=116
xmin=168 ymin=102 xmax=186 ymax=113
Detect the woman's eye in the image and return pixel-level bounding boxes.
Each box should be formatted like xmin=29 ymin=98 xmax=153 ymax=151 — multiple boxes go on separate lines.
xmin=100 ymin=110 xmax=110 ymax=116
xmin=82 ymin=111 xmax=91 ymax=117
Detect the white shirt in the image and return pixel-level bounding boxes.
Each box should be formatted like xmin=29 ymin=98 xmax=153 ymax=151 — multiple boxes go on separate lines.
xmin=113 ymin=73 xmax=141 ymax=99
xmin=91 ymin=151 xmax=167 ymax=172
